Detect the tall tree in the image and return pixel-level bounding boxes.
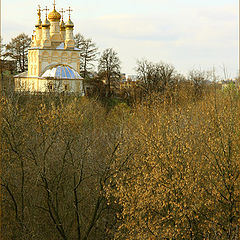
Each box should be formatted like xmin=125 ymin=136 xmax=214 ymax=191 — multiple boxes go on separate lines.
xmin=136 ymin=59 xmax=177 ymax=94
xmin=188 ymin=69 xmax=209 ymax=97
xmin=98 ymin=48 xmax=121 ymax=97
xmin=74 ymin=33 xmax=98 ymax=79
xmin=5 ymin=33 xmax=31 ymax=73
xmin=0 ymin=38 xmax=6 ymax=81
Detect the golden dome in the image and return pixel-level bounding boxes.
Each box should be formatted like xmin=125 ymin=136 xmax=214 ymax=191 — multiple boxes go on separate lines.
xmin=65 ymin=19 xmax=74 ymax=27
xmin=60 ymin=21 xmax=65 ymax=30
xmin=42 ymin=18 xmax=50 ymax=27
xmin=35 ymin=19 xmax=42 ymax=27
xmin=48 ymin=8 xmax=61 ymax=21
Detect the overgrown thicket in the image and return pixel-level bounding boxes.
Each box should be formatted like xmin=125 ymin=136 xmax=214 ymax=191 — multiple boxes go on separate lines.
xmin=1 ymin=96 xmax=125 ymax=240
xmin=1 ymin=84 xmax=240 ymax=239
xmin=106 ymin=89 xmax=240 ymax=239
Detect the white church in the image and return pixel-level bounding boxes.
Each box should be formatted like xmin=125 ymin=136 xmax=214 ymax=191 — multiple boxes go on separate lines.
xmin=14 ymin=2 xmax=84 ymax=95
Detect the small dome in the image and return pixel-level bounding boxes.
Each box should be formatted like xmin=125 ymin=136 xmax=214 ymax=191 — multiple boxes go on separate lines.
xmin=42 ymin=18 xmax=50 ymax=27
xmin=60 ymin=21 xmax=65 ymax=29
xmin=41 ymin=64 xmax=82 ymax=80
xmin=48 ymin=8 xmax=61 ymax=21
xmin=66 ymin=19 xmax=74 ymax=27
xmin=35 ymin=19 xmax=42 ymax=27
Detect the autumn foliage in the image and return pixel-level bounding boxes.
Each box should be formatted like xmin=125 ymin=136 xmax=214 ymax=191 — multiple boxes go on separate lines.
xmin=106 ymin=89 xmax=240 ymax=239
xmin=1 ymin=85 xmax=240 ymax=239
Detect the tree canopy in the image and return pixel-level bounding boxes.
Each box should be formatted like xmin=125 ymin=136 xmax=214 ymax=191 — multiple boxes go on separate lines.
xmin=98 ymin=48 xmax=121 ymax=97
xmin=5 ymin=33 xmax=31 ymax=73
xmin=74 ymin=33 xmax=98 ymax=79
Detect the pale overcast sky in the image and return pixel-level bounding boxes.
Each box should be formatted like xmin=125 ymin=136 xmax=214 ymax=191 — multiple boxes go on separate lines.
xmin=2 ymin=0 xmax=238 ymax=78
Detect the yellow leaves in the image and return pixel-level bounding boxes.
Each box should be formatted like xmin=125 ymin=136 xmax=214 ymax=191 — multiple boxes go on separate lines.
xmin=105 ymin=91 xmax=240 ymax=239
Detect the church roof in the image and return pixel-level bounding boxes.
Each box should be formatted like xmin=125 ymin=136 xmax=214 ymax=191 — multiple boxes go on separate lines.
xmin=42 ymin=18 xmax=50 ymax=27
xmin=66 ymin=19 xmax=74 ymax=27
xmin=41 ymin=64 xmax=83 ymax=80
xmin=14 ymin=71 xmax=28 ymax=78
xmin=48 ymin=8 xmax=61 ymax=22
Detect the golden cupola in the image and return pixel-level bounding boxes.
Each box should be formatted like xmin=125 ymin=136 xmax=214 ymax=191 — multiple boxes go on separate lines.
xmin=35 ymin=6 xmax=42 ymax=27
xmin=65 ymin=9 xmax=75 ymax=49
xmin=60 ymin=20 xmax=65 ymax=30
xmin=48 ymin=7 xmax=61 ymax=22
xmin=35 ymin=19 xmax=42 ymax=27
xmin=66 ymin=19 xmax=74 ymax=28
xmin=59 ymin=8 xmax=66 ymax=30
xmin=42 ymin=18 xmax=50 ymax=27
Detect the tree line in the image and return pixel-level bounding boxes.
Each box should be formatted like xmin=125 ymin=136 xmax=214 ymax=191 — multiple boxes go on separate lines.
xmin=1 ymin=33 xmax=213 ymax=101
xmin=1 ymin=33 xmax=121 ymax=97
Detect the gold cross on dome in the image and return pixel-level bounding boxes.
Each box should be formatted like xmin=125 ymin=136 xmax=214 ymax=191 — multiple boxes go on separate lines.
xmin=60 ymin=8 xmax=65 ymax=20
xmin=43 ymin=6 xmax=49 ymax=18
xmin=53 ymin=0 xmax=56 ymax=9
xmin=37 ymin=5 xmax=42 ymax=20
xmin=66 ymin=7 xmax=73 ymax=19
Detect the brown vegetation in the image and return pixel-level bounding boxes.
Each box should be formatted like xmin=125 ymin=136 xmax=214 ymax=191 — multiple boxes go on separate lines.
xmin=106 ymin=88 xmax=240 ymax=239
xmin=1 ymin=46 xmax=239 ymax=239
xmin=1 ymin=96 xmax=123 ymax=239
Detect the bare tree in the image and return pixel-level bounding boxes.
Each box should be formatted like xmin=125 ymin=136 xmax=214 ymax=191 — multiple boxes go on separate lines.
xmin=5 ymin=33 xmax=31 ymax=73
xmin=136 ymin=59 xmax=177 ymax=95
xmin=74 ymin=33 xmax=98 ymax=79
xmin=0 ymin=38 xmax=6 ymax=81
xmin=98 ymin=48 xmax=121 ymax=97
xmin=1 ymin=96 xmax=122 ymax=240
xmin=188 ymin=69 xmax=209 ymax=97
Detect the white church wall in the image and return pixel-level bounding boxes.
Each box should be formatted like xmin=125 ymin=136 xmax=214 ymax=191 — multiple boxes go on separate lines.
xmin=15 ymin=77 xmax=84 ymax=95
xmin=38 ymin=49 xmax=81 ymax=76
